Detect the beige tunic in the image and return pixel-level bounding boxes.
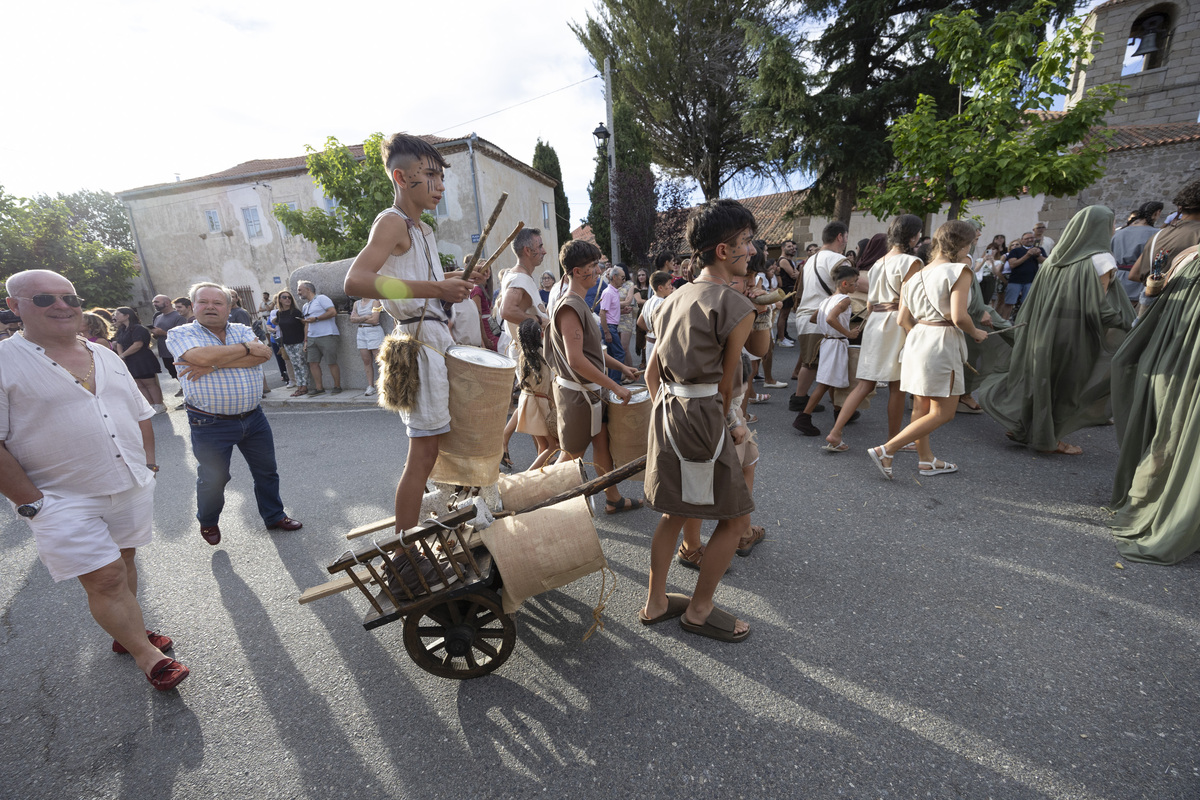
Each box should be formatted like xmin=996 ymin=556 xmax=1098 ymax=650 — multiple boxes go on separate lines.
xmin=899 ymin=261 xmax=970 ymax=398
xmin=646 ymin=281 xmax=754 ymax=519
xmin=372 ymin=208 xmax=453 ymax=433
xmin=857 ymin=253 xmax=919 ymax=383
xmin=547 ymin=292 xmax=606 ymax=455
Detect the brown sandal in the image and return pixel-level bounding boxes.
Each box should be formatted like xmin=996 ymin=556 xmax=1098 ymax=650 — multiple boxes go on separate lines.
xmin=736 ymin=525 xmax=765 ymax=557
xmin=676 ymin=543 xmax=704 ymax=570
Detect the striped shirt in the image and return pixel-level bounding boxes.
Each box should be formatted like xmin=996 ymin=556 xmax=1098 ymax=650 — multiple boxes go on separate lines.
xmin=167 ymin=321 xmax=263 ymax=415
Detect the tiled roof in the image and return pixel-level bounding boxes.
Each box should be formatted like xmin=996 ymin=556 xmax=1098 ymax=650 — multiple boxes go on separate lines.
xmin=571 ymin=224 xmax=597 ymax=245
xmin=737 ymin=189 xmax=807 ymax=244
xmin=118 ymin=134 xmax=554 ymax=197
xmin=1106 ymin=121 xmax=1200 ymax=152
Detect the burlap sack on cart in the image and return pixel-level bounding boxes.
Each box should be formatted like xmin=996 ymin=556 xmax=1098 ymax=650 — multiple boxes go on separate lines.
xmin=496 ymin=458 xmax=586 ymax=512
xmin=481 ymin=495 xmax=606 ymax=614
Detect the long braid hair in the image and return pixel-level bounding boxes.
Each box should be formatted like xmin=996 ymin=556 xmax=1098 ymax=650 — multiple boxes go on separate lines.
xmin=517 ymin=318 xmax=545 ymax=391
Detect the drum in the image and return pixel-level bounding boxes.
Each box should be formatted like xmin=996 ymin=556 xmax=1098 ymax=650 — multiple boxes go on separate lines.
xmin=604 ymin=384 xmax=651 ymax=481
xmin=481 ymin=495 xmax=606 ymax=614
xmin=496 ymin=458 xmax=587 ymax=512
xmin=429 ymin=345 xmax=516 ymax=487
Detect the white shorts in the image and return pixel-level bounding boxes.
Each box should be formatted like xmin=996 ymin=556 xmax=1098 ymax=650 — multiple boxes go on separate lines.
xmin=356 ymin=325 xmax=385 ymax=350
xmin=23 ymin=482 xmax=155 ymax=582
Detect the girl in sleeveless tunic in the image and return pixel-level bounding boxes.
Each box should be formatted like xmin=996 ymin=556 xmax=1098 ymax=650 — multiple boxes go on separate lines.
xmin=867 ymin=220 xmax=988 ymax=480
xmin=513 ymin=318 xmax=558 ymax=470
xmin=824 ymin=214 xmax=924 ymax=450
xmin=546 ymin=240 xmax=642 ymax=513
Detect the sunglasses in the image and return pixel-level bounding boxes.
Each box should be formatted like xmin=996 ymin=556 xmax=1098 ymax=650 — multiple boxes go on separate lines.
xmin=14 ymin=294 xmax=86 ymax=308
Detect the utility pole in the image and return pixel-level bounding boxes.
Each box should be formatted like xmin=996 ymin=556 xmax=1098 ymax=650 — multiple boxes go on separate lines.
xmin=604 ymin=55 xmax=620 ymax=265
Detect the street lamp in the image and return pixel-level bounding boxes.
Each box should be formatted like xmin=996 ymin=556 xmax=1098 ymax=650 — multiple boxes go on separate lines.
xmin=592 ymin=123 xmax=610 ymax=152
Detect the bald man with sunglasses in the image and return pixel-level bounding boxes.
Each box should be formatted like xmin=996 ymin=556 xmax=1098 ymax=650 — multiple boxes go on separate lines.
xmin=0 ymin=269 xmax=189 ymax=691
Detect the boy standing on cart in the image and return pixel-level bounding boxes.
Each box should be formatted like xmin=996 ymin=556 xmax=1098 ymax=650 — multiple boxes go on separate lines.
xmin=640 ymin=199 xmax=771 ymax=642
xmin=345 ymin=133 xmax=472 ymax=531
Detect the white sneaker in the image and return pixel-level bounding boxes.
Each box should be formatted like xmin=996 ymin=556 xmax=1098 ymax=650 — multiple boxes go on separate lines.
xmin=778 ymin=337 xmax=795 ymax=348
xmin=285 ymin=382 xmax=295 ymax=389
xmin=152 ymin=403 xmax=167 ymax=414
xmin=364 ymin=386 xmax=377 ymax=396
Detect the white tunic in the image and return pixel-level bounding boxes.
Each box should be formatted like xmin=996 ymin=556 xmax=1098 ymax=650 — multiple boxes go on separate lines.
xmin=857 ymin=253 xmax=920 ymax=383
xmin=814 ymin=293 xmax=852 ymax=388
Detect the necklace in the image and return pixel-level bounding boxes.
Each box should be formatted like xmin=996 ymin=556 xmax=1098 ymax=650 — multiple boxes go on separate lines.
xmin=22 ymin=333 xmax=96 ymax=388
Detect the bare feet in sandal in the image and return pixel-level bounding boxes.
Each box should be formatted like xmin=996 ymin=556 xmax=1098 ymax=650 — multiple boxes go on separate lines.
xmin=1039 ymin=441 xmax=1082 ymax=455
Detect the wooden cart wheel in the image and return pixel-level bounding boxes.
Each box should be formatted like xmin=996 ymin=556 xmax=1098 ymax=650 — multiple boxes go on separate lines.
xmin=402 ymin=589 xmax=516 ymax=679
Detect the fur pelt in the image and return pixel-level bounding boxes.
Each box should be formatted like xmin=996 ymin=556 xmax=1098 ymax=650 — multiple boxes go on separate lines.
xmin=377 ymin=332 xmax=422 ymax=412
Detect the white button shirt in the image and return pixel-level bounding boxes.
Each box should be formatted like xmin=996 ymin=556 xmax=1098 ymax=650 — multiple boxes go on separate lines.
xmin=0 ymin=335 xmax=155 ymax=497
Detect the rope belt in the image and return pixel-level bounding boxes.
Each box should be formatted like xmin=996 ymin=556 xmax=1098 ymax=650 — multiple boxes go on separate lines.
xmin=184 ymin=404 xmax=260 ymax=420
xmin=871 ymin=303 xmax=899 ymax=312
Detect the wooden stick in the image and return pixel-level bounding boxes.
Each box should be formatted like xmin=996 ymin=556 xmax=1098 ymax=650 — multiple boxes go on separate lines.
xmin=513 ymin=456 xmax=647 ymax=515
xmin=475 ymin=222 xmax=525 ymax=276
xmin=987 ymin=322 xmax=1026 ymax=336
xmin=461 ymin=192 xmax=509 ymax=282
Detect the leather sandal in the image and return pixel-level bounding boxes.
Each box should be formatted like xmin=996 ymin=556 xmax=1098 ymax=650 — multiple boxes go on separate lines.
xmin=605 ymin=497 xmax=643 ymax=514
xmin=676 ymin=543 xmax=704 ymax=570
xmin=146 ymin=658 xmax=190 ymax=691
xmin=736 ymin=525 xmax=765 ymax=556
xmin=113 ymin=630 xmax=173 ymax=655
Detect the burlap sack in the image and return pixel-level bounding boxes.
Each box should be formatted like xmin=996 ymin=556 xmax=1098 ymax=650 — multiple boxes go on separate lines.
xmin=480 ymin=495 xmax=606 ymax=614
xmin=496 ymin=459 xmax=586 ymax=512
xmin=605 ymin=385 xmax=651 ymax=481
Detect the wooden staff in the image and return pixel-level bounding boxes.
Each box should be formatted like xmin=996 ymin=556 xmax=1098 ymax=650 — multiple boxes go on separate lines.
xmin=473 ymin=222 xmax=525 ymax=278
xmin=461 ymin=192 xmax=509 ymax=281
xmin=987 ymin=322 xmax=1026 ymax=336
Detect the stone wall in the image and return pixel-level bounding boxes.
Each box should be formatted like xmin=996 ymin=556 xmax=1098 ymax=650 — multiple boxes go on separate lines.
xmin=1067 ymin=0 xmax=1200 ymax=127
xmin=1041 ymin=140 xmax=1200 ymax=228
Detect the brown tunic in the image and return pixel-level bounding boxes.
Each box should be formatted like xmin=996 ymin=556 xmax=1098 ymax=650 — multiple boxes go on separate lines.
xmin=547 ymin=292 xmax=606 ymax=455
xmin=646 ymin=281 xmax=755 ymax=519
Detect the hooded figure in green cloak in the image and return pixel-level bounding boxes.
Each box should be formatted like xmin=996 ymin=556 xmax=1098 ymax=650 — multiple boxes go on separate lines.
xmin=977 ymin=205 xmax=1135 ymax=454
xmin=1109 ymin=246 xmax=1200 ymax=564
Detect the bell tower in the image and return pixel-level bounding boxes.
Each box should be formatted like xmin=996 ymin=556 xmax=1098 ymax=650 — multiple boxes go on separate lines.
xmin=1065 ymin=0 xmax=1200 ymax=126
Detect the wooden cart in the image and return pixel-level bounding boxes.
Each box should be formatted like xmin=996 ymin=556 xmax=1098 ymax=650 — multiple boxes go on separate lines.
xmin=298 ymin=457 xmax=645 ymax=680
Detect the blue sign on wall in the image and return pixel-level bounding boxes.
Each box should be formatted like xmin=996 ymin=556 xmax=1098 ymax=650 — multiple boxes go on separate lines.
xmin=471 ymin=234 xmax=481 ymax=243
xmin=273 ymin=277 xmax=282 ymax=283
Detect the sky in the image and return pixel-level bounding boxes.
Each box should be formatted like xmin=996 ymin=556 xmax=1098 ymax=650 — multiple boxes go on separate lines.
xmin=1 ymin=0 xmax=1111 ymax=225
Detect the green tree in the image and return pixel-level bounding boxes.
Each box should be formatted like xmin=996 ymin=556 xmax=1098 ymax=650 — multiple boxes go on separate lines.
xmin=864 ymin=0 xmax=1123 ymax=220
xmin=585 ymin=150 xmax=611 ymax=260
xmin=744 ymin=0 xmax=1074 ymax=224
xmin=531 ymin=139 xmax=572 ymax=248
xmin=34 ymin=189 xmax=135 ymax=251
xmin=571 ymin=0 xmax=781 ymax=201
xmin=0 ymin=187 xmax=139 ymax=308
xmin=272 ymin=133 xmax=453 ymax=266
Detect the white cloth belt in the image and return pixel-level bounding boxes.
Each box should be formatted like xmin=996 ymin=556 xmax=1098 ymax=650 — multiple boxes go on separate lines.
xmin=555 ymin=376 xmax=602 ymax=393
xmin=662 ymin=381 xmax=719 ymax=398
xmin=659 ymin=381 xmax=723 ymax=505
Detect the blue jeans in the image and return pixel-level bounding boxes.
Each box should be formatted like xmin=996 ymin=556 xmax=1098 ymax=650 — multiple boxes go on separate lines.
xmin=187 ymin=407 xmax=285 ymax=526
xmin=605 ymin=324 xmax=625 ymax=382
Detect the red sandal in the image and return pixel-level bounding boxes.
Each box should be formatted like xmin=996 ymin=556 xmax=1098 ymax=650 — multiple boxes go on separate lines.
xmin=113 ymin=629 xmax=173 ymax=654
xmin=146 ymin=658 xmax=189 ymax=691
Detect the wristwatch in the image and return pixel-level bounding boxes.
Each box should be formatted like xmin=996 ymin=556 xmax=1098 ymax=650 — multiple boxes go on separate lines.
xmin=17 ymin=498 xmax=43 ymax=519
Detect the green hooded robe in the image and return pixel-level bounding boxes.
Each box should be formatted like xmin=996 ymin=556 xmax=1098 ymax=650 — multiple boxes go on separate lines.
xmin=977 ymin=205 xmax=1135 ymax=450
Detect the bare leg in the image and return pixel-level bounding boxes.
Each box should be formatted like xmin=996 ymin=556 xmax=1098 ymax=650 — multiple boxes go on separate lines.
xmin=134 ymin=378 xmax=155 ymax=405
xmin=501 ymin=411 xmax=518 ymax=453
xmin=359 ymin=348 xmax=374 ymax=384
xmin=762 ymin=340 xmax=775 ymax=383
xmin=803 ymin=383 xmax=830 ymax=415
xmin=793 ymin=365 xmax=817 ymax=399
xmin=78 ymin=558 xmax=167 ymax=677
xmin=681 ymin=517 xmax=703 ymax=552
xmin=528 ymin=435 xmax=553 ymax=470
xmin=826 ymin=379 xmax=874 ymax=446
xmin=592 ymin=424 xmax=624 ymax=505
xmin=879 ymin=394 xmax=957 ymax=463
xmin=682 ymin=516 xmax=749 ymax=635
xmin=643 ymin=514 xmax=688 ymax=620
xmin=329 ymin=364 xmax=341 ymax=389
xmin=395 ymin=434 xmax=440 ymax=530
xmin=308 ymin=362 xmax=323 ymax=391
xmin=885 ymin=381 xmax=906 ymax=440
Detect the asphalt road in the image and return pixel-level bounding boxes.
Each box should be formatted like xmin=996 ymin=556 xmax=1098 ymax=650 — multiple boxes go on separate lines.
xmin=1 ymin=362 xmax=1197 ymax=800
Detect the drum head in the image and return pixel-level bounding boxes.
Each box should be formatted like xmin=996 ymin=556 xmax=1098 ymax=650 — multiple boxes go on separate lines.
xmin=446 ymin=345 xmax=516 ymax=370
xmin=604 ymin=384 xmax=650 ymax=405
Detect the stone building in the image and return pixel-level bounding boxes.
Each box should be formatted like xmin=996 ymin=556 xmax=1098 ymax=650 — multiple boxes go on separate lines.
xmin=117 ymin=134 xmax=560 ymax=312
